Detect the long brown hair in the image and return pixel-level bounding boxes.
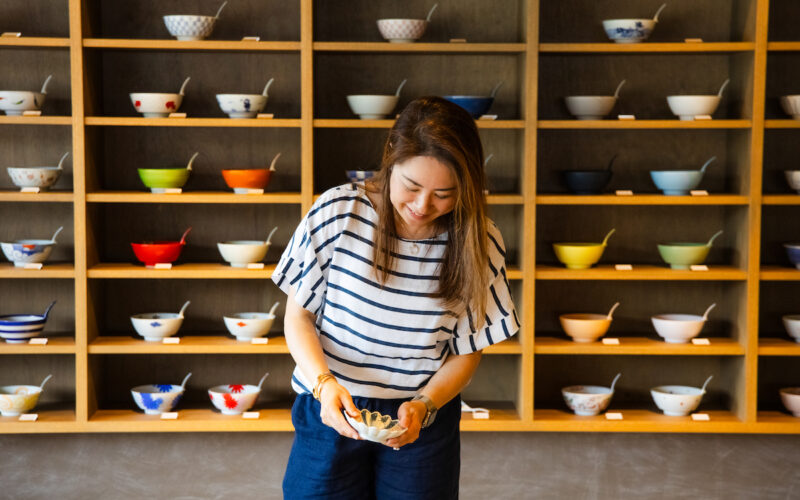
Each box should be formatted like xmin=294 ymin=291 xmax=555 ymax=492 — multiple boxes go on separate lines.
xmin=369 ymin=96 xmax=490 ymax=325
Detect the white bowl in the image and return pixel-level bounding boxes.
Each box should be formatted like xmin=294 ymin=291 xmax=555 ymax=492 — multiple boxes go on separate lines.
xmin=7 ymin=167 xmax=62 ymax=190
xmin=1 ymin=239 xmax=56 ymax=267
xmin=564 ymin=96 xmax=617 ymax=120
xmin=345 ymin=409 xmax=407 ymax=443
xmin=561 ymin=385 xmax=614 ymax=416
xmin=651 ymin=385 xmax=706 ymax=416
xmin=217 ymin=241 xmax=269 ymax=267
xmin=163 ymin=15 xmax=216 ymax=41
xmin=781 ymin=315 xmax=800 ymax=343
xmin=666 ymin=95 xmax=721 ymax=121
xmin=129 ymin=93 xmax=183 ymax=117
xmin=216 ymin=94 xmax=268 ymax=119
xmin=0 ymin=90 xmax=46 ymax=115
xmin=651 ymin=314 xmax=707 ymax=344
xmin=208 ymin=384 xmax=261 ymax=415
xmin=602 ymin=19 xmax=656 ymax=43
xmin=131 ymin=384 xmax=186 ymax=415
xmin=346 ymin=95 xmax=399 ymax=120
xmin=785 ymin=171 xmax=800 ymax=194
xmin=223 ymin=313 xmax=275 ymax=341
xmin=0 ymin=385 xmax=44 ymax=416
xmin=130 ymin=312 xmax=184 ymax=342
xmin=559 ymin=313 xmax=612 ymax=343
xmin=780 ymin=95 xmax=800 ymax=120
xmin=376 ymin=19 xmax=428 ymax=43
xmin=779 ymin=387 xmax=800 ymax=417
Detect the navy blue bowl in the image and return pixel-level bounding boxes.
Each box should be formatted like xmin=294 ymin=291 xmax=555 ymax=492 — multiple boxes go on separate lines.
xmin=784 ymin=244 xmax=800 ymax=269
xmin=563 ymin=170 xmax=612 ymax=195
xmin=442 ymin=96 xmax=494 ymax=118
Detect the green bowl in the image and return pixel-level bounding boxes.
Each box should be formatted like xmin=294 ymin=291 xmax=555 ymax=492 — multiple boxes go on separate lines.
xmin=138 ymin=168 xmax=190 ymax=192
xmin=657 ymin=243 xmax=711 ymax=270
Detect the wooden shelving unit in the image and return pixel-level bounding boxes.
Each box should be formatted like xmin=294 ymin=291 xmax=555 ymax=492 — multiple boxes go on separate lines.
xmin=2 ymin=0 xmax=799 ymax=435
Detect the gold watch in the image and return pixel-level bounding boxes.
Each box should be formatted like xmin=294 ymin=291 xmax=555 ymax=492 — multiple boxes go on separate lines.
xmin=411 ymin=394 xmax=438 ymax=428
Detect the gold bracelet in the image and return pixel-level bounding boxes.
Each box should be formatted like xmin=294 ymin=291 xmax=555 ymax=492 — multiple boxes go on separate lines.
xmin=312 ymin=372 xmax=336 ymax=401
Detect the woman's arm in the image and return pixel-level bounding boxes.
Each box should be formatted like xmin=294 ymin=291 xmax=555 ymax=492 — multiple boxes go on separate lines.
xmin=284 ymin=287 xmax=361 ymax=439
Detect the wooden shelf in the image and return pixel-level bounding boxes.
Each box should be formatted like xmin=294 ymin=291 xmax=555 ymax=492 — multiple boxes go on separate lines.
xmin=84 ymin=117 xmax=302 ymax=127
xmin=536 ymin=265 xmax=747 ymax=281
xmin=760 ymin=266 xmax=800 ymax=281
xmin=768 ymin=42 xmax=800 ymax=51
xmin=0 ymin=37 xmax=70 ymax=47
xmin=505 ymin=267 xmax=522 ymax=280
xmin=762 ymin=195 xmax=800 ymax=205
xmin=88 ymin=408 xmax=294 ymax=432
xmin=0 ymin=263 xmax=74 ymax=278
xmin=486 ymin=194 xmax=524 ymax=205
xmin=0 ymin=116 xmax=71 ymax=126
xmin=460 ymin=407 xmax=523 ymax=431
xmin=0 ymin=337 xmax=75 ymax=354
xmin=0 ymin=191 xmax=73 ymax=202
xmin=483 ymin=337 xmax=522 ymax=354
xmin=89 ymin=335 xmax=289 ymax=354
xmin=83 ymin=39 xmax=301 ymax=51
xmin=313 ymin=119 xmax=525 ymax=129
xmin=539 ymin=42 xmax=755 ymax=53
xmin=755 ymin=412 xmax=800 ymax=433
xmin=758 ymin=338 xmax=800 ymax=356
xmin=536 ymin=194 xmax=748 ymax=205
xmin=87 ymin=262 xmax=275 ymax=279
xmin=0 ymin=410 xmax=75 ymax=434
xmin=535 ymin=337 xmax=744 ymax=355
xmin=765 ymin=120 xmax=800 ymax=128
xmin=532 ymin=409 xmax=743 ymax=433
xmin=313 ymin=42 xmax=526 ymax=53
xmin=539 ymin=120 xmax=752 ymax=129
xmin=86 ymin=191 xmax=302 ymax=204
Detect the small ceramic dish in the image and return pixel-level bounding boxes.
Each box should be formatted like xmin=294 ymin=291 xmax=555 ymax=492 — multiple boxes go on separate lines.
xmin=216 ymin=78 xmax=274 ymax=119
xmin=559 ymin=302 xmax=620 ymax=343
xmin=785 ymin=243 xmax=800 ymax=269
xmin=657 ymin=230 xmax=722 ymax=269
xmin=785 ymin=171 xmax=800 ymax=194
xmin=208 ymin=373 xmax=269 ymax=415
xmin=345 ymin=408 xmax=407 ymax=444
xmin=779 ymin=387 xmax=800 ymax=417
xmin=131 ymin=373 xmax=192 ymax=415
xmin=346 ymin=170 xmax=376 ymax=183
xmin=562 ymin=373 xmax=621 ymax=416
xmin=0 ymin=301 xmax=56 ymax=344
xmin=7 ymin=152 xmax=69 ymax=191
xmin=138 ymin=152 xmax=197 ymax=193
xmin=131 ymin=227 xmax=191 ymax=267
xmin=564 ymin=80 xmax=625 ymax=120
xmin=222 ymin=152 xmax=281 ymax=193
xmin=377 ymin=4 xmax=437 ymax=43
xmin=130 ymin=77 xmax=190 ymax=117
xmin=217 ymin=227 xmax=277 ymax=267
xmin=164 ymin=1 xmax=227 ymax=41
xmin=650 ymin=156 xmax=716 ymax=196
xmin=553 ymin=228 xmax=615 ymax=269
xmin=651 ymin=303 xmax=715 ymax=344
xmin=0 ymin=75 xmax=52 ymax=115
xmin=602 ymin=4 xmax=666 ymax=43
xmin=562 ymin=154 xmax=617 ymax=194
xmin=347 ymin=79 xmax=406 ymax=120
xmin=443 ymin=82 xmax=503 ymax=119
xmin=0 ymin=375 xmax=52 ymax=417
xmin=651 ymin=376 xmax=712 ymax=416
xmin=780 ymin=95 xmax=800 ymax=120
xmin=781 ymin=315 xmax=800 ymax=343
xmin=130 ymin=301 xmax=190 ymax=342
xmin=667 ymin=79 xmax=729 ymax=121
xmin=1 ymin=226 xmax=63 ymax=267
xmin=223 ymin=302 xmax=279 ymax=341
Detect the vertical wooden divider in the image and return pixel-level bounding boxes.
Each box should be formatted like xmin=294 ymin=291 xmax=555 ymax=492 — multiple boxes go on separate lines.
xmin=301 ymin=0 xmax=314 ymax=214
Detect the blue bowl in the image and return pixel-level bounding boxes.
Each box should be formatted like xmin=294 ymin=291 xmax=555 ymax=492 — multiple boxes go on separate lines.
xmin=785 ymin=244 xmax=800 ymax=269
xmin=650 ymin=170 xmax=704 ymax=196
xmin=442 ymin=96 xmax=494 ymax=118
xmin=346 ymin=170 xmax=376 ymax=183
xmin=131 ymin=384 xmax=185 ymax=415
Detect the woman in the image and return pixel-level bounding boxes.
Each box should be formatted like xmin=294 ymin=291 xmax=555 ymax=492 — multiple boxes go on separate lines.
xmin=272 ymin=96 xmax=519 ymax=499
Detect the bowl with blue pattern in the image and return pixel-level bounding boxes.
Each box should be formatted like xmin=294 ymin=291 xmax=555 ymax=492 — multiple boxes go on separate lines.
xmin=131 ymin=374 xmax=192 ymax=415
xmin=130 ymin=301 xmax=190 ymax=342
xmin=346 ymin=170 xmax=376 ymax=184
xmin=163 ymin=1 xmax=228 ymax=41
xmin=1 ymin=226 xmax=63 ymax=267
xmin=0 ymin=301 xmax=56 ymax=344
xmin=602 ymin=4 xmax=665 ymax=44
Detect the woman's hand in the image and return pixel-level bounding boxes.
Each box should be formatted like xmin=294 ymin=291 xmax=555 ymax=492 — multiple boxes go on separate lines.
xmin=318 ymin=380 xmax=362 ymax=440
xmin=384 ymin=400 xmax=426 ymax=448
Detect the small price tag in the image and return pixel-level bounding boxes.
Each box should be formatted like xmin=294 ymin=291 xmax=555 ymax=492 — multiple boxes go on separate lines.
xmin=692 ymin=338 xmax=711 ymax=346
xmin=449 ymin=38 xmax=467 ymax=43
xmin=690 ymin=265 xmax=709 ymax=271
xmin=153 ymin=263 xmax=173 ymax=270
xmin=241 ymin=188 xmax=264 ymax=195
xmin=479 ymin=115 xmax=498 ymax=120
xmin=241 ymin=36 xmax=261 ymax=41
xmin=28 ymin=338 xmax=48 ymax=345
xmin=615 ymin=264 xmax=633 ymax=271
xmin=257 ymin=113 xmax=274 ymax=119
xmin=251 ymin=338 xmax=269 ymax=345
xmin=690 ymin=190 xmax=709 ymax=196
xmin=684 ymin=38 xmax=703 ymax=43
xmin=243 ymin=411 xmax=261 ymax=419
xmin=160 ymin=412 xmax=179 ymax=420
xmin=615 ymin=190 xmax=633 ymax=196
xmin=162 ymin=188 xmax=182 ymax=194
xmin=694 ymin=115 xmax=712 ymax=121
xmin=605 ymin=412 xmax=623 ymax=420
xmin=602 ymin=338 xmax=620 ymax=345
xmin=162 ymin=337 xmax=181 ymax=344
xmin=22 ymin=110 xmax=42 ymax=117
xmin=617 ymin=114 xmax=636 ymax=120
xmin=19 ymin=414 xmax=38 ymax=421
xmin=168 ymin=112 xmax=187 ymax=118
xmin=691 ymin=413 xmax=710 ymax=421
xmin=23 ymin=263 xmax=43 ymax=270
xmin=246 ymin=263 xmax=265 ymax=270
xmin=1 ymin=32 xmax=22 ymax=38
xmin=20 ymin=187 xmax=40 ymax=193
xmin=472 ymin=411 xmax=490 ymax=420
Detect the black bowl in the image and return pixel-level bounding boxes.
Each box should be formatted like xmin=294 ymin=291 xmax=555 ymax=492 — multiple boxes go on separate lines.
xmin=562 ymin=170 xmax=612 ymax=194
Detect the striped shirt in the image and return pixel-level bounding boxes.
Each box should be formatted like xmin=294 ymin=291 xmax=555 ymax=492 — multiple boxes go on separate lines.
xmin=272 ymin=183 xmax=520 ymax=399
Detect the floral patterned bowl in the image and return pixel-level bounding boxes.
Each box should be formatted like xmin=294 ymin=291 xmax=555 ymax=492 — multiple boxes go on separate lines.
xmin=0 ymin=385 xmax=45 ymax=416
xmin=8 ymin=166 xmax=62 ymax=190
xmin=131 ymin=384 xmax=186 ymax=414
xmin=223 ymin=312 xmax=276 ymax=341
xmin=0 ymin=90 xmax=46 ymax=115
xmin=216 ymin=94 xmax=268 ymax=119
xmin=345 ymin=409 xmax=407 ymax=444
xmin=1 ymin=226 xmax=63 ymax=268
xmin=130 ymin=93 xmax=184 ymax=118
xmin=376 ymin=19 xmax=428 ymax=43
xmin=562 ymin=385 xmax=615 ymax=416
xmin=602 ymin=19 xmax=656 ymax=43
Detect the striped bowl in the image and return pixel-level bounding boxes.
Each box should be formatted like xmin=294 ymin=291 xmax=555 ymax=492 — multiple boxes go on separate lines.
xmin=0 ymin=301 xmax=56 ymax=344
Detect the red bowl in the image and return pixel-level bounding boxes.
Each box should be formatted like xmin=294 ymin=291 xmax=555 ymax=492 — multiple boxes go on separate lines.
xmin=221 ymin=169 xmax=273 ymax=190
xmin=131 ymin=241 xmax=184 ymax=267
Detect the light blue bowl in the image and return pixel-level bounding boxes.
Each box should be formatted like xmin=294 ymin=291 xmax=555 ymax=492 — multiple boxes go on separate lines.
xmin=131 ymin=384 xmax=185 ymax=415
xmin=649 ymin=170 xmax=704 ymax=196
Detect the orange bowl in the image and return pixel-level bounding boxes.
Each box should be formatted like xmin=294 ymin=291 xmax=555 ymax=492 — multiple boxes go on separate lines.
xmin=221 ymin=169 xmax=272 ymax=192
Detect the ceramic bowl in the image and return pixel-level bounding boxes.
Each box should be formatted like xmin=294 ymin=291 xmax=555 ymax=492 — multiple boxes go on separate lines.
xmin=564 ymin=96 xmax=617 ymax=120
xmin=650 ymin=170 xmax=704 ymax=195
xmin=657 ymin=243 xmax=712 ymax=269
xmin=376 ymin=19 xmax=428 ymax=43
xmin=651 ymin=385 xmax=706 ymax=416
xmin=602 ymin=19 xmax=657 ymax=43
xmin=651 ymin=314 xmax=707 ymax=344
xmin=553 ymin=243 xmax=607 ymax=269
xmin=216 ymin=94 xmax=268 ymax=119
xmin=346 ymin=95 xmax=399 ymax=120
xmin=131 ymin=384 xmax=185 ymax=414
xmin=345 ymin=409 xmax=407 ymax=444
xmin=130 ymin=312 xmax=185 ymax=341
xmin=217 ymin=241 xmax=269 ymax=267
xmin=0 ymin=302 xmax=55 ymax=344
xmin=208 ymin=384 xmax=261 ymax=415
xmin=130 ymin=93 xmax=183 ymax=117
xmin=562 ymin=170 xmax=612 ymax=194
xmin=783 ymin=244 xmax=800 ymax=269
xmin=559 ymin=313 xmax=612 ymax=343
xmin=442 ymin=96 xmax=494 ymax=118
xmin=163 ymin=15 xmax=217 ymax=41
xmin=780 ymin=95 xmax=800 ymax=120
xmin=138 ymin=168 xmax=190 ymax=192
xmin=1 ymin=239 xmax=56 ymax=267
xmin=223 ymin=313 xmax=276 ymax=341
xmin=222 ymin=169 xmax=273 ymax=192
xmin=0 ymin=385 xmax=44 ymax=416
xmin=131 ymin=240 xmax=185 ymax=267
xmin=784 ymin=171 xmax=800 ymax=194
xmin=779 ymin=387 xmax=800 ymax=417
xmin=346 ymin=170 xmax=376 ymax=183
xmin=0 ymin=90 xmax=46 ymax=115
xmin=562 ymin=385 xmax=614 ymax=416
xmin=666 ymin=95 xmax=721 ymax=121
xmin=7 ymin=167 xmax=62 ymax=190
xmin=781 ymin=315 xmax=800 ymax=343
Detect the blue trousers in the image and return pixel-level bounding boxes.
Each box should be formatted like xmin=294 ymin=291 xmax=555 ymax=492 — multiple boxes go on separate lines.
xmin=283 ymin=393 xmax=461 ymax=500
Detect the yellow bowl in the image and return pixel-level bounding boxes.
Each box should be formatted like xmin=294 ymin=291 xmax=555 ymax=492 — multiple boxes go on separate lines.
xmin=553 ymin=243 xmax=607 ymax=269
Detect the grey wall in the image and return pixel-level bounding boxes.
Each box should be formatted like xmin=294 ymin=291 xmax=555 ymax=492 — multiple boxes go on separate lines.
xmin=2 ymin=432 xmax=799 ymax=499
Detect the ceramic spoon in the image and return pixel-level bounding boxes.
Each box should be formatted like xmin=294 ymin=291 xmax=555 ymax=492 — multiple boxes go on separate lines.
xmin=39 ymin=374 xmax=53 ymax=390
xmin=490 ymin=81 xmax=504 ymax=99
xmin=178 ymin=77 xmax=191 ymax=96
xmin=425 ymin=3 xmax=438 ymax=22
xmin=483 ymin=154 xmax=494 ymax=167
xmin=177 ymin=300 xmax=191 ymax=318
xmin=394 ymin=79 xmax=408 ymax=97
xmin=601 ymin=228 xmax=616 ymax=246
xmin=267 ymin=301 xmax=280 ymax=316
xmin=179 ymin=227 xmax=192 ymax=245
xmin=56 ymin=152 xmax=69 ymax=171
xmin=40 ymin=75 xmax=53 ymax=95
xmin=180 ymin=372 xmax=193 ymax=389
xmin=256 ymin=372 xmax=270 ymax=390
xmin=701 ymin=303 xmax=716 ymax=321
xmin=214 ymin=1 xmax=228 ymax=19
xmin=613 ymin=80 xmax=626 ymax=99
xmin=717 ymin=78 xmax=730 ymax=98
xmin=42 ymin=301 xmax=57 ymax=319
xmin=609 ymin=373 xmax=621 ymax=392
xmin=705 ymin=230 xmax=723 ymax=247
xmin=265 ymin=226 xmax=278 ymax=246
xmin=700 ymin=375 xmax=713 ymax=393
xmin=48 ymin=226 xmax=64 ymax=243
xmin=652 ymin=3 xmax=667 ymax=23
xmin=698 ymin=156 xmax=716 ymax=174
xmin=185 ymin=151 xmax=199 ymax=172
xmin=606 ymin=302 xmax=620 ymax=320
xmin=262 ymin=78 xmax=275 ymax=97
xmin=269 ymin=152 xmax=282 ymax=172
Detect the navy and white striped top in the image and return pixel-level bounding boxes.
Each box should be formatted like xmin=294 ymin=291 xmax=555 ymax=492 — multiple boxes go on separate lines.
xmin=272 ymin=183 xmax=520 ymax=399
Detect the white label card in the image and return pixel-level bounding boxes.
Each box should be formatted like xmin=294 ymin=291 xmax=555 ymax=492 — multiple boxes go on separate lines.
xmin=19 ymin=414 xmax=38 ymax=422
xmin=22 ymin=110 xmax=42 ymax=116
xmin=24 ymin=263 xmax=43 ymax=270
xmin=162 ymin=338 xmax=181 ymax=344
xmin=21 ymin=187 xmax=40 ymax=193
xmin=602 ymin=338 xmax=620 ymax=345
xmin=1 ymin=32 xmax=22 ymax=37
xmin=168 ymin=113 xmax=187 ymax=118
xmin=243 ymin=411 xmax=261 ymax=419
xmin=615 ymin=264 xmax=633 ymax=271
xmin=690 ymin=190 xmax=709 ymax=196
xmin=605 ymin=412 xmax=623 ymax=420
xmin=479 ymin=115 xmax=498 ymax=120
xmin=243 ymin=189 xmax=264 ymax=195
xmin=615 ymin=190 xmax=634 ymax=196
xmin=690 ymin=265 xmax=709 ymax=271
xmin=691 ymin=413 xmax=711 ymax=421
xmin=251 ymin=338 xmax=269 ymax=345
xmin=694 ymin=115 xmax=712 ymax=121
xmin=257 ymin=113 xmax=274 ymax=119
xmin=242 ymin=36 xmax=260 ymax=41
xmin=160 ymin=412 xmax=179 ymax=420
xmin=153 ymin=263 xmax=173 ymax=270
xmin=684 ymin=38 xmax=703 ymax=43
xmin=449 ymin=38 xmax=467 ymax=43
xmin=692 ymin=338 xmax=711 ymax=346
xmin=246 ymin=263 xmax=265 ymax=270
xmin=29 ymin=338 xmax=48 ymax=345
xmin=618 ymin=115 xmax=636 ymax=120
xmin=162 ymin=188 xmax=182 ymax=194
xmin=472 ymin=411 xmax=490 ymax=420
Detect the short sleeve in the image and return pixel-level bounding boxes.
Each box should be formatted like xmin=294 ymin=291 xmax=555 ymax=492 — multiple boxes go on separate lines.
xmin=449 ymin=222 xmax=520 ymax=355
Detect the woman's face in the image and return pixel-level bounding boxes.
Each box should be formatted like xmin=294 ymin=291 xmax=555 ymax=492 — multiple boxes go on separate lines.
xmin=389 ymin=155 xmax=458 ymax=239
